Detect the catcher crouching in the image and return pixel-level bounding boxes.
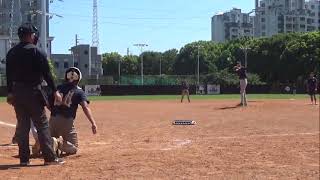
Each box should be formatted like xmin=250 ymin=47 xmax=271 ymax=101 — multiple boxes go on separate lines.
xmin=34 ymin=67 xmax=98 ymax=156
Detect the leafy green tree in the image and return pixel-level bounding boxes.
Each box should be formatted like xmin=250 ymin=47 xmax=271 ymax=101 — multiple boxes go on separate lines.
xmin=102 ymin=52 xmax=122 ymax=76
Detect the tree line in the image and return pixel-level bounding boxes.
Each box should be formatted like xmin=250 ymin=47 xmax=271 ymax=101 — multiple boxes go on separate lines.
xmin=102 ymin=31 xmax=319 ymax=87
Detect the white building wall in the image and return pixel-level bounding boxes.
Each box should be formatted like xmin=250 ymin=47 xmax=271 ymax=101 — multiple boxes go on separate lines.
xmin=211 ymin=15 xmax=225 ymax=42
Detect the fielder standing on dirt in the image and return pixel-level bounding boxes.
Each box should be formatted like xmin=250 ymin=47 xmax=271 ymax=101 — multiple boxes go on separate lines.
xmin=234 ymin=61 xmax=248 ymax=106
xmin=307 ymin=72 xmax=318 ymax=105
xmin=180 ymin=80 xmax=190 ymax=103
xmin=6 ymin=23 xmax=64 ymax=166
xmin=49 ymin=67 xmax=97 ymax=155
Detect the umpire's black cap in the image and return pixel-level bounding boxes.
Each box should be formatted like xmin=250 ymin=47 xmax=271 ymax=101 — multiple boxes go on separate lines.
xmin=18 ymin=23 xmax=38 ymax=39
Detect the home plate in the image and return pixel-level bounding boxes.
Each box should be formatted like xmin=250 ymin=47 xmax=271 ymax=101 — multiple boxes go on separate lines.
xmin=172 ymin=120 xmax=196 ymax=125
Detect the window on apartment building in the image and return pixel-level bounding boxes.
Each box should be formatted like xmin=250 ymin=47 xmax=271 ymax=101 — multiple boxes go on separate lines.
xmin=307 ymin=26 xmax=315 ymax=31
xmin=64 ymin=62 xmax=69 ymax=69
xmin=300 ymin=17 xmax=305 ymax=21
xmin=262 ymin=32 xmax=266 ymax=36
xmin=231 ymin=35 xmax=238 ymax=39
xmin=300 ymin=24 xmax=305 ymax=28
xmin=231 ymin=14 xmax=236 ymax=22
xmin=84 ymin=64 xmax=88 ymax=68
xmin=307 ymin=19 xmax=314 ymax=24
xmin=310 ymin=12 xmax=315 ymax=17
xmin=27 ymin=14 xmax=32 ymax=22
xmin=74 ymin=62 xmax=78 ymax=67
xmin=311 ymin=5 xmax=315 ymax=9
xmin=262 ymin=25 xmax=266 ymax=30
xmin=0 ymin=0 xmax=6 ymax=8
xmin=261 ymin=3 xmax=265 ymax=7
xmin=54 ymin=62 xmax=59 ymax=69
xmin=0 ymin=25 xmax=5 ymax=35
xmin=261 ymin=11 xmax=265 ymax=15
xmin=84 ymin=50 xmax=88 ymax=55
xmin=261 ymin=18 xmax=265 ymax=22
xmin=243 ymin=16 xmax=248 ymax=23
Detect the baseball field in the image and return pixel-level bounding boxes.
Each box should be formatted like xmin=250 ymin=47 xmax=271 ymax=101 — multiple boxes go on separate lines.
xmin=0 ymin=94 xmax=319 ymax=179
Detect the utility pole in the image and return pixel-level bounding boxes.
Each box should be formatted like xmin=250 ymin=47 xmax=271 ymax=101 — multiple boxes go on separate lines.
xmin=9 ymin=0 xmax=14 ymax=48
xmin=75 ymin=34 xmax=80 ymax=46
xmin=40 ymin=0 xmax=47 ymax=53
xmin=133 ymin=43 xmax=148 ymax=85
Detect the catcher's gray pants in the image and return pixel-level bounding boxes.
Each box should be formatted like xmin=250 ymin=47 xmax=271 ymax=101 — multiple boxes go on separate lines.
xmin=49 ymin=115 xmax=78 ymax=154
xmin=240 ymin=79 xmax=248 ymax=105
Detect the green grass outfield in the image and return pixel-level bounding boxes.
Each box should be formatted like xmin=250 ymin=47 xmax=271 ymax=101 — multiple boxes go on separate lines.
xmin=0 ymin=94 xmax=311 ymax=102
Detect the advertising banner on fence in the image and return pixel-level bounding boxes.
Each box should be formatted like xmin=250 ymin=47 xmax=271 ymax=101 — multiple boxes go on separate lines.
xmin=207 ymin=84 xmax=220 ymax=94
xmin=85 ymin=85 xmax=101 ymax=96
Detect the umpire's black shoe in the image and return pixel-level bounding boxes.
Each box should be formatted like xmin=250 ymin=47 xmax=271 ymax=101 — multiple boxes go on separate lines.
xmin=11 ymin=136 xmax=18 ymax=144
xmin=20 ymin=161 xmax=30 ymax=166
xmin=44 ymin=158 xmax=65 ymax=166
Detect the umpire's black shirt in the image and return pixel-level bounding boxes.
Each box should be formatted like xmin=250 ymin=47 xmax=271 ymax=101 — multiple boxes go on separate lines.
xmin=6 ymin=42 xmax=57 ymax=93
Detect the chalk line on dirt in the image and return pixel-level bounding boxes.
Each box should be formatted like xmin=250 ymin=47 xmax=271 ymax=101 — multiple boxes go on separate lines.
xmin=160 ymin=139 xmax=192 ymax=151
xmin=209 ymin=132 xmax=320 ymax=140
xmin=0 ymin=120 xmax=15 ymax=128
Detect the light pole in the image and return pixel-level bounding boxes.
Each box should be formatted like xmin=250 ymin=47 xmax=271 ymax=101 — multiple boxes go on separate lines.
xmin=118 ymin=58 xmax=121 ymax=85
xmin=240 ymin=46 xmax=250 ymax=68
xmin=159 ymin=55 xmax=162 ymax=76
xmin=197 ymin=45 xmax=200 ymax=86
xmin=133 ymin=43 xmax=148 ymax=85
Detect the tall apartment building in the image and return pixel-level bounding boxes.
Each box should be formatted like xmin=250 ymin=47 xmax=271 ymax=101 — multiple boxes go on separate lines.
xmin=211 ymin=8 xmax=254 ymax=42
xmin=51 ymin=44 xmax=103 ymax=79
xmin=0 ymin=0 xmax=52 ymax=65
xmin=254 ymin=0 xmax=320 ymax=37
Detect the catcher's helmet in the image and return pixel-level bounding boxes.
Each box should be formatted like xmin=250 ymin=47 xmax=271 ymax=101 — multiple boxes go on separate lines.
xmin=65 ymin=67 xmax=82 ymax=84
xmin=18 ymin=23 xmax=38 ymax=39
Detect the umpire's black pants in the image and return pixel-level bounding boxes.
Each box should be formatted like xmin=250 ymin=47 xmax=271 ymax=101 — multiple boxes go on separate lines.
xmin=12 ymin=84 xmax=56 ymax=163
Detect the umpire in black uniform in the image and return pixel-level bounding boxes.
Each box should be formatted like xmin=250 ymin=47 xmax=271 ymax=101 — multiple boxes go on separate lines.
xmin=6 ymin=23 xmax=64 ymax=166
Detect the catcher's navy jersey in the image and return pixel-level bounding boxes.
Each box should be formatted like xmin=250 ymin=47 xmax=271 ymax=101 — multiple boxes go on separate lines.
xmin=51 ymin=83 xmax=88 ymax=119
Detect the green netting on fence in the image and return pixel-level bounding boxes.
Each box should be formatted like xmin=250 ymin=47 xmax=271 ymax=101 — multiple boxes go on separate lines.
xmin=119 ymin=75 xmax=200 ymax=85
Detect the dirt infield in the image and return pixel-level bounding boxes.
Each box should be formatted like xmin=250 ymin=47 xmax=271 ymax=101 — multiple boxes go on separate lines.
xmin=0 ymin=99 xmax=319 ymax=179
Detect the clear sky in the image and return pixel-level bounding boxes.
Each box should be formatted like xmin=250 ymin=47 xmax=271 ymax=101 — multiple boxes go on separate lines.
xmin=49 ymin=0 xmax=254 ymax=55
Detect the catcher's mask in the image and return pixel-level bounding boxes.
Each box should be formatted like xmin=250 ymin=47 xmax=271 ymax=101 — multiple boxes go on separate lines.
xmin=65 ymin=67 xmax=82 ymax=84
